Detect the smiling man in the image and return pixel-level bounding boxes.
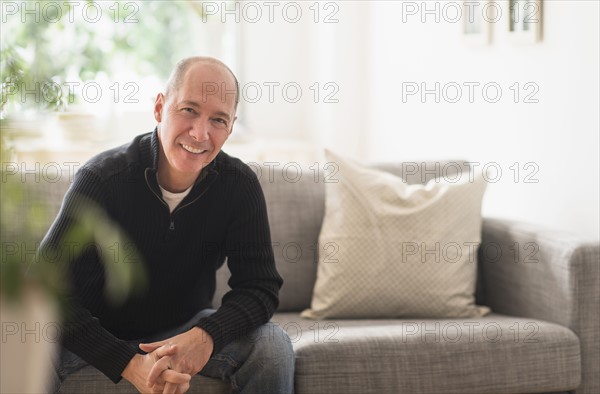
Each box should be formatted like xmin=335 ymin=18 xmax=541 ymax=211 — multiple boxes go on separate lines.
xmin=46 ymin=57 xmax=294 ymax=393
xmin=155 ymin=59 xmax=235 ymax=193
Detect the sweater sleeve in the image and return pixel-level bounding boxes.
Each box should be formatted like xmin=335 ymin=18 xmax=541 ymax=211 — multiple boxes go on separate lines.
xmin=40 ymin=168 xmax=138 ymax=383
xmin=195 ymin=173 xmax=283 ymax=353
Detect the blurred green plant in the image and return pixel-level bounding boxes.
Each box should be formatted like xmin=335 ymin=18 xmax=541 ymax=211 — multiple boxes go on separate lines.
xmin=0 ymin=132 xmax=147 ymax=309
xmin=1 ymin=0 xmax=207 ymax=115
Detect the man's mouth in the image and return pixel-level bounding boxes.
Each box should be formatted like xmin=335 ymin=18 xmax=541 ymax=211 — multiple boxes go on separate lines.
xmin=181 ymin=144 xmax=208 ymax=154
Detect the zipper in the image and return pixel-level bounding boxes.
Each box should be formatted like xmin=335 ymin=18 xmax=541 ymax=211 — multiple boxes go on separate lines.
xmin=145 ymin=169 xmax=173 ymax=228
xmin=144 ymin=169 xmax=216 ymax=231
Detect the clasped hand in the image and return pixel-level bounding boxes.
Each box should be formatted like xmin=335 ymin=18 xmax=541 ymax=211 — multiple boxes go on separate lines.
xmin=123 ymin=327 xmax=214 ymax=393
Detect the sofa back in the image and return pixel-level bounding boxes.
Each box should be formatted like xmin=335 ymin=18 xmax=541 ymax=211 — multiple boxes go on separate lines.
xmin=15 ymin=159 xmax=468 ymax=313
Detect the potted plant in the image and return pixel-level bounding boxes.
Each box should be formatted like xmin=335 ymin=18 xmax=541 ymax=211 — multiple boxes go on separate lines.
xmin=0 ymin=133 xmax=147 ymax=392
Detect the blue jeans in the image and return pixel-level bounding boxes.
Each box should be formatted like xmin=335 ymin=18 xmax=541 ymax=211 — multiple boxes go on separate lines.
xmin=52 ymin=309 xmax=295 ymax=393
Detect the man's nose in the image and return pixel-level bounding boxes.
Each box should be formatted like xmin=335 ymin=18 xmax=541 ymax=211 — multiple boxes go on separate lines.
xmin=189 ymin=119 xmax=210 ymax=141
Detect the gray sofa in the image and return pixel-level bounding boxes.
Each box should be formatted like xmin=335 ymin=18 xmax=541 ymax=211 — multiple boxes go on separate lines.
xmin=33 ymin=161 xmax=597 ymax=394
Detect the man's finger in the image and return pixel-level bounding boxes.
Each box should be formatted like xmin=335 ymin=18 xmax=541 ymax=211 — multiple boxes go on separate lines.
xmin=175 ymin=382 xmax=191 ymax=394
xmin=162 ymin=381 xmax=178 ymax=394
xmin=161 ymin=369 xmax=191 ymax=384
xmin=147 ymin=356 xmax=172 ymax=386
xmin=140 ymin=341 xmax=165 ymax=352
xmin=154 ymin=344 xmax=177 ymax=358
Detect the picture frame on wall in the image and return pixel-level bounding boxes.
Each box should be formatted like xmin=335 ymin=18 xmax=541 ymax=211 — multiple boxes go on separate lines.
xmin=462 ymin=0 xmax=492 ymax=46
xmin=508 ymin=0 xmax=543 ymax=43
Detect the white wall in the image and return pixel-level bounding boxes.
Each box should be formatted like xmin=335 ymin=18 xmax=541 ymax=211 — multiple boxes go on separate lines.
xmin=365 ymin=0 xmax=599 ymax=238
xmin=238 ymin=0 xmax=599 ymax=239
xmin=236 ymin=1 xmax=370 ymax=154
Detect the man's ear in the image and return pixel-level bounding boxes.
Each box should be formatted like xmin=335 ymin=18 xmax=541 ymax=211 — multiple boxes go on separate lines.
xmin=154 ymin=93 xmax=165 ymax=123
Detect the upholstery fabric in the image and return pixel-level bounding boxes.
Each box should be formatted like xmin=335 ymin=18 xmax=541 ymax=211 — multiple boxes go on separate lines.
xmin=480 ymin=218 xmax=600 ymax=394
xmin=59 ymin=311 xmax=582 ymax=394
xmin=301 ymin=151 xmax=489 ymax=319
xmin=273 ymin=312 xmax=581 ymax=394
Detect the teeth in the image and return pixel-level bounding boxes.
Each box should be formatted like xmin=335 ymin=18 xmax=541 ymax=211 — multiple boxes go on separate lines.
xmin=182 ymin=144 xmax=206 ymax=154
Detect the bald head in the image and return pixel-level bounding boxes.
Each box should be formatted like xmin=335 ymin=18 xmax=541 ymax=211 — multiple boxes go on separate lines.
xmin=164 ymin=56 xmax=240 ymax=110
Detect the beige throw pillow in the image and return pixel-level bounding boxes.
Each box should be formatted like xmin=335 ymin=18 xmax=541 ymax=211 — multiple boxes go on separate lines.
xmin=301 ymin=151 xmax=490 ymax=319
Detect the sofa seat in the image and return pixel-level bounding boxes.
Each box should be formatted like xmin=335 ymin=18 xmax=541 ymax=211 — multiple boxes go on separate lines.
xmin=60 ymin=312 xmax=580 ymax=394
xmin=271 ymin=312 xmax=581 ymax=394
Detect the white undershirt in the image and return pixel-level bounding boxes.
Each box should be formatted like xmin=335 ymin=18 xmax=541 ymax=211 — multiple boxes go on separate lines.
xmin=159 ymin=184 xmax=193 ymax=213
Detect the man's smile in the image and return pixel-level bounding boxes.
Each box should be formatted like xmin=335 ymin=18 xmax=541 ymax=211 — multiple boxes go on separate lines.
xmin=181 ymin=143 xmax=208 ymax=154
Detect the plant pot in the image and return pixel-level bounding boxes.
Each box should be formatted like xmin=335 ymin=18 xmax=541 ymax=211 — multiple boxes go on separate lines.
xmin=0 ymin=286 xmax=59 ymax=393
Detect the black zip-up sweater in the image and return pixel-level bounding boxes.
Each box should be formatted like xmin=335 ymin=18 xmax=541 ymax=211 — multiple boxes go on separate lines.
xmin=41 ymin=129 xmax=282 ymax=383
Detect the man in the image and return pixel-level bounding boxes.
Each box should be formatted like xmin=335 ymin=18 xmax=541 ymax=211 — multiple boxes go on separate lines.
xmin=46 ymin=57 xmax=295 ymax=393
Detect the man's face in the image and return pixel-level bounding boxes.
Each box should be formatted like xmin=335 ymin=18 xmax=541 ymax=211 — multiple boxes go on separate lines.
xmin=154 ymin=62 xmax=237 ymax=186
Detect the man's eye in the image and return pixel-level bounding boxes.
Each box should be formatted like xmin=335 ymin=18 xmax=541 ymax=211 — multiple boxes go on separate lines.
xmin=212 ymin=118 xmax=227 ymax=127
xmin=182 ymin=108 xmax=195 ymax=113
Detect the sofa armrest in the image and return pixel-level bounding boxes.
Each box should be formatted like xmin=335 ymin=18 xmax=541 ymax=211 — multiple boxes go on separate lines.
xmin=479 ymin=218 xmax=599 ymax=394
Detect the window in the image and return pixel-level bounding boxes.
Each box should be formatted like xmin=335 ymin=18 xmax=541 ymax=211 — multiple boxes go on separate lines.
xmin=1 ymin=1 xmax=240 ymax=148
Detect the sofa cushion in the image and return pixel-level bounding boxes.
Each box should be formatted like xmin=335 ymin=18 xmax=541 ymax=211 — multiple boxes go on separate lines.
xmin=272 ymin=312 xmax=581 ymax=394
xmin=302 ymin=150 xmax=489 ymax=319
